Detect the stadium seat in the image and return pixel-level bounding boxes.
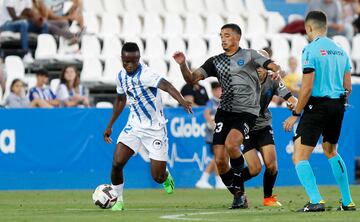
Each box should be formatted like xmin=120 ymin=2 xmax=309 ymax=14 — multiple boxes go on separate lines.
xmin=163 ymin=0 xmax=186 ymax=15
xmin=187 ymin=37 xmax=208 ymax=61
xmin=123 ymin=0 xmax=145 ymax=14
xmin=147 ymin=59 xmax=168 ymax=76
xmin=83 ymin=13 xmax=100 ymax=34
xmin=224 ymin=0 xmax=247 ymax=15
xmin=96 ymin=101 xmax=114 ymax=108
xmin=208 ymin=34 xmax=223 ymax=55
xmin=35 ymin=34 xmax=58 ymax=60
xmin=143 ymin=0 xmax=166 ymax=14
xmin=244 ymin=0 xmax=267 ymax=15
xmin=163 ymin=13 xmax=184 ymax=38
xmin=101 ymin=35 xmax=122 ymax=59
xmin=3 ymin=56 xmax=25 ymax=102
xmin=143 ymin=36 xmax=166 ymax=60
xmin=143 ymin=13 xmax=163 ymax=37
xmin=190 ymin=56 xmax=208 ymax=70
xmin=270 ymin=34 xmax=290 ymax=70
xmin=80 ymin=35 xmax=101 ymax=59
xmin=240 ymin=38 xmax=249 ymax=49
xmin=226 ymin=14 xmax=247 ymax=33
xmin=24 ymin=74 xmax=37 ymax=90
xmin=204 ymin=13 xmax=224 ymax=37
xmin=81 ymin=57 xmax=103 ymax=83
xmin=120 ymin=13 xmax=142 ymax=38
xmin=100 ymin=14 xmax=121 ymax=38
xmin=103 ymin=57 xmax=122 ymax=84
xmin=102 ymin=0 xmax=125 ymax=15
xmin=249 ymin=36 xmax=269 ymax=50
xmin=184 ymin=0 xmax=205 ymax=16
xmin=50 ymin=78 xmax=60 ymax=93
xmin=82 ymin=0 xmax=104 ymax=15
xmin=351 ymin=34 xmax=360 ymax=74
xmin=332 ymin=35 xmax=351 ymax=56
xmin=288 ymin=14 xmax=304 ymax=23
xmin=165 ymin=36 xmax=186 ymax=60
xmin=184 ymin=13 xmax=205 ymax=38
xmin=266 ymin=12 xmax=286 ymax=34
xmin=289 ymin=34 xmax=308 ymax=57
xmin=246 ymin=14 xmax=267 ymax=37
xmin=204 ymin=0 xmax=225 ymax=15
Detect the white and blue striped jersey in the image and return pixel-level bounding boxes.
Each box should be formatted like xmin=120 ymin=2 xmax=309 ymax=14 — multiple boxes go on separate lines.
xmin=116 ymin=64 xmax=166 ymax=130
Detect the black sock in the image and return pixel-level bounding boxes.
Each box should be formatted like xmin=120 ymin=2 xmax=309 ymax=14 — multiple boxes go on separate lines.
xmin=230 ymin=156 xmax=245 ymax=193
xmin=242 ymin=167 xmax=253 ymax=182
xmin=263 ymin=169 xmax=278 ymax=198
xmin=219 ymin=169 xmax=235 ymax=194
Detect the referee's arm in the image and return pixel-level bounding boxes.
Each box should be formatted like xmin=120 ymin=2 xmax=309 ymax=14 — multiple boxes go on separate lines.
xmin=344 ymin=71 xmax=352 ymax=95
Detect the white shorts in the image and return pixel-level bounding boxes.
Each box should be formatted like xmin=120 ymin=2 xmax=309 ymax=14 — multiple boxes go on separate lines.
xmin=117 ymin=124 xmax=169 ymax=161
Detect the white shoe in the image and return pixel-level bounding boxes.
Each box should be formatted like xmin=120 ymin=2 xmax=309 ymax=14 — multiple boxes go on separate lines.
xmin=195 ymin=180 xmax=213 ymax=189
xmin=23 ymin=52 xmax=34 ymax=64
xmin=215 ymin=181 xmax=227 ymax=189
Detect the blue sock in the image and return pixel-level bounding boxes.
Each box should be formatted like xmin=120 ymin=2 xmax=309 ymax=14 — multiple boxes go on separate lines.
xmin=295 ymin=160 xmax=323 ymax=204
xmin=329 ymin=154 xmax=353 ymax=206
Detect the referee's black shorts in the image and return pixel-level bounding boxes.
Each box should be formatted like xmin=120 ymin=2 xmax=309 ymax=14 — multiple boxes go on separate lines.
xmin=213 ymin=109 xmax=257 ymax=146
xmin=295 ymin=96 xmax=345 ymax=147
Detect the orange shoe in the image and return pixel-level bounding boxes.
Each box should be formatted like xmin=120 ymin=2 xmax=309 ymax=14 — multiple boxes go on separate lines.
xmin=263 ymin=195 xmax=282 ymax=207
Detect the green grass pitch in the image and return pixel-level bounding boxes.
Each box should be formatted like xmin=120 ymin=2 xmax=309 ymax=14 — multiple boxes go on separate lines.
xmin=0 ymin=186 xmax=359 ymax=222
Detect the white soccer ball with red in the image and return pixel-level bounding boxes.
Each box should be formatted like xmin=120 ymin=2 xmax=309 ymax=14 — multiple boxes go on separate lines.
xmin=92 ymin=184 xmax=118 ymax=209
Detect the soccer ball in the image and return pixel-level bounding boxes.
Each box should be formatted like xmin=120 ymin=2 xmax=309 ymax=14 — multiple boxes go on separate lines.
xmin=92 ymin=184 xmax=118 ymax=209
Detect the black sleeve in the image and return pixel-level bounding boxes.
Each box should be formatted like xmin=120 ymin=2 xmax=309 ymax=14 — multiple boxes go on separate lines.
xmin=263 ymin=59 xmax=273 ymax=69
xmin=180 ymin=84 xmax=193 ymax=96
xmin=303 ymin=68 xmax=315 ymax=74
xmin=200 ymin=57 xmax=218 ymax=78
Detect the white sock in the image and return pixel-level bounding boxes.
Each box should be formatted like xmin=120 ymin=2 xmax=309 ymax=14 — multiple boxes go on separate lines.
xmin=215 ymin=176 xmax=223 ymax=185
xmin=112 ymin=183 xmax=124 ymax=201
xmin=199 ymin=172 xmax=210 ymax=182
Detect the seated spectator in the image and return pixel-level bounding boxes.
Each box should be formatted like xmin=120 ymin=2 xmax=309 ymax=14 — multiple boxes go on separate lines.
xmin=56 ymin=65 xmax=90 ymax=107
xmin=33 ymin=0 xmax=81 ymax=44
xmin=283 ymin=57 xmax=301 ymax=96
xmin=342 ymin=0 xmax=360 ymax=35
xmin=308 ymin=0 xmax=352 ymax=40
xmin=0 ymin=0 xmax=49 ymax=63
xmin=180 ymin=83 xmax=209 ymax=106
xmin=43 ymin=0 xmax=84 ymax=29
xmin=28 ymin=68 xmax=60 ymax=107
xmin=4 ymin=78 xmax=51 ymax=108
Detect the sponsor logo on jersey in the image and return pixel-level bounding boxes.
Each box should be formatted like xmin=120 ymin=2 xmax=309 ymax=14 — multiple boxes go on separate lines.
xmin=320 ymin=49 xmax=327 ymax=56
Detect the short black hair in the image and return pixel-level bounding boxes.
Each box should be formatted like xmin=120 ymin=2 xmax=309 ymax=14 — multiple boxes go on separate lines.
xmin=305 ymin=10 xmax=327 ymax=28
xmin=36 ymin=68 xmax=49 ymax=77
xmin=211 ymin=81 xmax=221 ymax=89
xmin=221 ymin=23 xmax=242 ymax=35
xmin=122 ymin=42 xmax=140 ymax=55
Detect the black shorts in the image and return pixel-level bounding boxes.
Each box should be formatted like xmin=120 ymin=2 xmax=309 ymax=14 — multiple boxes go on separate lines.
xmin=213 ymin=109 xmax=257 ymax=145
xmin=242 ymin=126 xmax=275 ymax=154
xmin=295 ymin=97 xmax=345 ymax=147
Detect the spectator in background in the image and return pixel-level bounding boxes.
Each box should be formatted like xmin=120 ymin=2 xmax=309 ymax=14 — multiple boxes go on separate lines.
xmin=342 ymin=0 xmax=360 ymax=35
xmin=180 ymin=83 xmax=209 ymax=106
xmin=32 ymin=0 xmax=81 ymax=44
xmin=56 ymin=65 xmax=90 ymax=107
xmin=28 ymin=68 xmax=60 ymax=107
xmin=195 ymin=81 xmax=226 ymax=189
xmin=0 ymin=0 xmax=49 ymax=63
xmin=308 ymin=0 xmax=353 ymax=40
xmin=283 ymin=56 xmax=302 ymax=96
xmin=4 ymin=78 xmax=51 ymax=108
xmin=0 ymin=59 xmax=5 ymax=94
xmin=43 ymin=0 xmax=84 ymax=29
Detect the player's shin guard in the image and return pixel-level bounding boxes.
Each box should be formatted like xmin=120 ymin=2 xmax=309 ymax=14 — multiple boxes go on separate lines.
xmin=219 ymin=169 xmax=235 ymax=194
xmin=329 ymin=154 xmax=353 ymax=206
xmin=263 ymin=169 xmax=277 ymax=198
xmin=295 ymin=160 xmax=323 ymax=204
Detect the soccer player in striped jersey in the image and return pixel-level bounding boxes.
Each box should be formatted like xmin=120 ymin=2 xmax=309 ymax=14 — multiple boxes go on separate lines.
xmin=103 ymin=42 xmax=192 ymax=211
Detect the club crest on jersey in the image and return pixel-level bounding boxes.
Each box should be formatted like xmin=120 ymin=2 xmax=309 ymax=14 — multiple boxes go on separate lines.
xmin=153 ymin=139 xmax=162 ymax=150
xmin=237 ymin=59 xmax=245 ymax=66
xmin=320 ymin=49 xmax=327 ymax=56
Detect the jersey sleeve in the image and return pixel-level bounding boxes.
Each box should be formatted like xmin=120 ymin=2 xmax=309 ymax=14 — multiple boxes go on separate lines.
xmin=273 ymin=79 xmax=292 ymax=100
xmin=302 ymin=47 xmax=315 ymax=74
xmin=28 ymin=88 xmax=38 ymax=101
xmin=250 ymin=49 xmax=272 ymax=69
xmin=116 ymin=71 xmax=125 ymax=94
xmin=199 ymin=57 xmax=217 ymax=78
xmin=141 ymin=68 xmax=164 ymax=88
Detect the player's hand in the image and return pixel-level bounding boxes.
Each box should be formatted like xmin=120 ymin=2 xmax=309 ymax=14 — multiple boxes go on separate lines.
xmin=270 ymin=70 xmax=285 ymax=80
xmin=283 ymin=116 xmax=298 ymax=132
xmin=173 ymin=51 xmax=186 ymax=65
xmin=180 ymin=99 xmax=193 ymax=114
xmin=103 ymin=127 xmax=113 ymax=144
xmin=286 ymin=101 xmax=296 ymax=110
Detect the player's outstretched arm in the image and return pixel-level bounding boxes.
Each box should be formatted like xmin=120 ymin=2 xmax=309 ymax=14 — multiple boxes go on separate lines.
xmin=158 ymin=78 xmax=192 ymax=114
xmin=173 ymin=51 xmax=204 ymax=85
xmin=103 ymin=94 xmax=127 ymax=143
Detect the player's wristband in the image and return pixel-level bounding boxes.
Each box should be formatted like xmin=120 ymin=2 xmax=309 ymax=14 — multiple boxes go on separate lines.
xmin=292 ymin=110 xmax=301 ymax=117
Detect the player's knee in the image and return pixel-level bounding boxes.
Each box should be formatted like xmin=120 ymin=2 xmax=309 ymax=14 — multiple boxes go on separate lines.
xmin=265 ymin=162 xmax=277 ymax=175
xmin=112 ymin=159 xmax=125 ymax=171
xmin=323 ymin=149 xmax=337 ymax=159
xmin=224 ymin=140 xmax=241 ymax=156
xmin=249 ymin=164 xmax=261 ymax=176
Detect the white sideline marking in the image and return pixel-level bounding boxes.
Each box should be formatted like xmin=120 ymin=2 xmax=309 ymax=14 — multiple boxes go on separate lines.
xmin=65 ymin=208 xmax=207 ymax=212
xmin=160 ymin=211 xmax=236 ymax=221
